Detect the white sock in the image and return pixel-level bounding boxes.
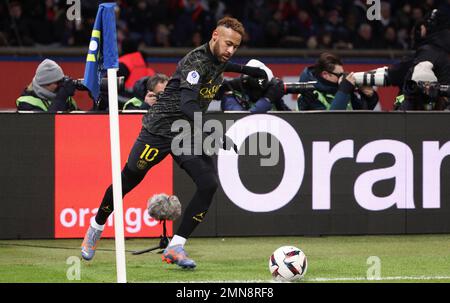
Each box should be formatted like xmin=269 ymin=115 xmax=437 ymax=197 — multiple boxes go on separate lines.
xmin=91 ymin=220 xmax=105 ymax=231
xmin=169 ymin=235 xmax=187 ymax=247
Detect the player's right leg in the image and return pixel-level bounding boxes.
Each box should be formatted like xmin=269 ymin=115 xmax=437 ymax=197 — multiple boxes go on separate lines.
xmin=81 ymin=128 xmax=171 ymax=261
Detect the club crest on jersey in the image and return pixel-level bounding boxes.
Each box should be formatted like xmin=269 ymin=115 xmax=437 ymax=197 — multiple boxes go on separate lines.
xmin=187 ymin=70 xmax=200 ymax=85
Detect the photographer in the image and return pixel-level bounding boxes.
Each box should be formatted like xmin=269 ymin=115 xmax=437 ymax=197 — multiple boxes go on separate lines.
xmin=399 ymin=9 xmax=450 ymax=110
xmin=389 ymin=21 xmax=424 ymax=110
xmin=16 ymin=59 xmax=78 ymax=112
xmin=122 ymin=73 xmax=169 ymax=111
xmin=220 ymin=59 xmax=290 ymax=113
xmin=297 ymin=52 xmax=379 ymax=111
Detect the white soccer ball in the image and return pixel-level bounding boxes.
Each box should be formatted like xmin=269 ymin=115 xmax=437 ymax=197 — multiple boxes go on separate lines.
xmin=269 ymin=246 xmax=308 ymax=282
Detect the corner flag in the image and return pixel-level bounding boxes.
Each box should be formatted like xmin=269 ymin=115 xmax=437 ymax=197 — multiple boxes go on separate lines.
xmin=83 ymin=3 xmax=126 ymax=284
xmin=83 ymin=3 xmax=119 ymax=101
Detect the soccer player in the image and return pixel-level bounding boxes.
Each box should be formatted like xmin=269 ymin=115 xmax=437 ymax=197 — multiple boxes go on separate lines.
xmin=81 ymin=17 xmax=266 ymax=268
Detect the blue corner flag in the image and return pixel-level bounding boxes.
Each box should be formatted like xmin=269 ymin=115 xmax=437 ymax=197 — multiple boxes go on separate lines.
xmin=83 ymin=3 xmax=119 ymax=101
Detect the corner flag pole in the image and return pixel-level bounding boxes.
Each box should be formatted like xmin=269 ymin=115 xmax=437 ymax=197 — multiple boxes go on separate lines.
xmin=83 ymin=2 xmax=126 ymax=282
xmin=107 ymin=67 xmax=127 ymax=283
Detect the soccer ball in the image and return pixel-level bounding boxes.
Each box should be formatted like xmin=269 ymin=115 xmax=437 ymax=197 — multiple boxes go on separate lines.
xmin=269 ymin=246 xmax=307 ymax=282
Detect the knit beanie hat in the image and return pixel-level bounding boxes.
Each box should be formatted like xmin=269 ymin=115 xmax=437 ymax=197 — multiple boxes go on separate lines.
xmin=411 ymin=61 xmax=438 ymax=83
xmin=34 ymin=59 xmax=64 ymax=85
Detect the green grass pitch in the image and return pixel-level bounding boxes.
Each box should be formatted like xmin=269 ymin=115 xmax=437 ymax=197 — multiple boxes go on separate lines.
xmin=1 ymin=235 xmax=450 ymax=283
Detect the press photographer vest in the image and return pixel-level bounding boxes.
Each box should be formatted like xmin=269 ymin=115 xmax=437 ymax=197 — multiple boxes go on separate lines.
xmin=313 ymin=90 xmax=353 ymax=110
xmin=16 ymin=95 xmax=77 ymax=111
xmin=122 ymin=97 xmax=143 ymax=110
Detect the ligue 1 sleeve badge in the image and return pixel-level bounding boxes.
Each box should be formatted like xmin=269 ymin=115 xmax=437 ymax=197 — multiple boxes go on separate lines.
xmin=187 ymin=70 xmax=200 ymax=85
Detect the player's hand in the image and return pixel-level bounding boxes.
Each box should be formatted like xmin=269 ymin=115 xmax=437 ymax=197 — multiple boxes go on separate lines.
xmin=240 ymin=65 xmax=268 ymax=80
xmin=252 ymin=67 xmax=268 ymax=80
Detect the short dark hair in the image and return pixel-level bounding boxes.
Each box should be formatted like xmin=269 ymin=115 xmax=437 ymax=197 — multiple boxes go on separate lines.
xmin=313 ymin=52 xmax=343 ymax=74
xmin=216 ymin=16 xmax=245 ymax=37
xmin=146 ymin=73 xmax=169 ymax=92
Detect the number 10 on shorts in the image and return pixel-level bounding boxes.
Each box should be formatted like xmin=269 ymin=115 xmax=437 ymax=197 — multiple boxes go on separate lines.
xmin=140 ymin=144 xmax=159 ymax=162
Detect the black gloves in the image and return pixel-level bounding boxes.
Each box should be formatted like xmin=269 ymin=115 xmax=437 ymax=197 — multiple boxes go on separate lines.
xmin=240 ymin=65 xmax=268 ymax=80
xmin=56 ymin=77 xmax=76 ymax=100
xmin=264 ymin=78 xmax=285 ymax=103
xmin=51 ymin=77 xmax=76 ymax=111
xmin=225 ymin=63 xmax=268 ymax=80
xmin=338 ymin=78 xmax=355 ymax=94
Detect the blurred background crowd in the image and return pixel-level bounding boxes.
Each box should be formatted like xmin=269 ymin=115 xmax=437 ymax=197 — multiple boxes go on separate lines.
xmin=0 ymin=0 xmax=449 ymax=51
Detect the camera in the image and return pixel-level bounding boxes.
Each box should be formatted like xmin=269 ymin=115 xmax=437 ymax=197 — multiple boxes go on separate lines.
xmin=353 ymin=67 xmax=390 ymax=87
xmin=283 ymin=81 xmax=317 ymax=94
xmin=403 ymin=80 xmax=450 ymax=110
xmin=405 ymin=80 xmax=450 ymax=97
xmin=71 ymin=76 xmax=125 ymax=92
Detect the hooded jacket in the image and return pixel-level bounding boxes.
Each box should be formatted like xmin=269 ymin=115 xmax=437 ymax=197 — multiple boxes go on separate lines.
xmin=400 ymin=28 xmax=450 ymax=110
xmin=16 ymin=84 xmax=77 ymax=112
xmin=411 ymin=29 xmax=450 ymax=84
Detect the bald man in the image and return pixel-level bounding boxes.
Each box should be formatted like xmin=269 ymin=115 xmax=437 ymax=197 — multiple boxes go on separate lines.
xmin=81 ymin=17 xmax=266 ymax=269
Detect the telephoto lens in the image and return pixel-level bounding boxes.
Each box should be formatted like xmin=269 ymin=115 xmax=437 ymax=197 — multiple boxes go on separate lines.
xmin=284 ymin=81 xmax=317 ymax=94
xmin=99 ymin=76 xmax=125 ymax=91
xmin=354 ymin=67 xmax=389 ymax=86
xmin=73 ymin=76 xmax=125 ymax=91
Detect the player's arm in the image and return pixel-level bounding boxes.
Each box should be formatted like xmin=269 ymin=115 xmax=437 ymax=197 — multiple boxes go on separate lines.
xmin=225 ymin=62 xmax=267 ymax=79
xmin=180 ymin=85 xmax=237 ymax=152
xmin=178 ymin=58 xmax=204 ymax=121
xmin=180 ymin=88 xmax=202 ymax=121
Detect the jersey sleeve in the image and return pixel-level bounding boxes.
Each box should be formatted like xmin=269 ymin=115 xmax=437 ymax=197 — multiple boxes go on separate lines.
xmin=178 ymin=53 xmax=206 ymax=94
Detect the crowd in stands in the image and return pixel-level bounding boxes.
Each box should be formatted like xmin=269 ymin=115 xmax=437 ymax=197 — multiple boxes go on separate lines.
xmin=1 ymin=0 xmax=449 ymax=50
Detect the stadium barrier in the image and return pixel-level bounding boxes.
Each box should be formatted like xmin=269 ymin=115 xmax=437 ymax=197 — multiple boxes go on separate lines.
xmin=1 ymin=112 xmax=449 ymax=239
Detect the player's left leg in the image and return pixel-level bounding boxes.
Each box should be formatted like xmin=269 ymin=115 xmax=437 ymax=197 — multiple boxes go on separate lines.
xmin=162 ymin=155 xmax=219 ymax=269
xmin=80 ymin=165 xmax=148 ymax=260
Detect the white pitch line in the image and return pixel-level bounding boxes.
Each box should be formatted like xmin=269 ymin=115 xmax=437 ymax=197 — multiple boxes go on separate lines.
xmin=306 ymin=276 xmax=450 ymax=282
xmin=154 ymin=276 xmax=450 ymax=283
